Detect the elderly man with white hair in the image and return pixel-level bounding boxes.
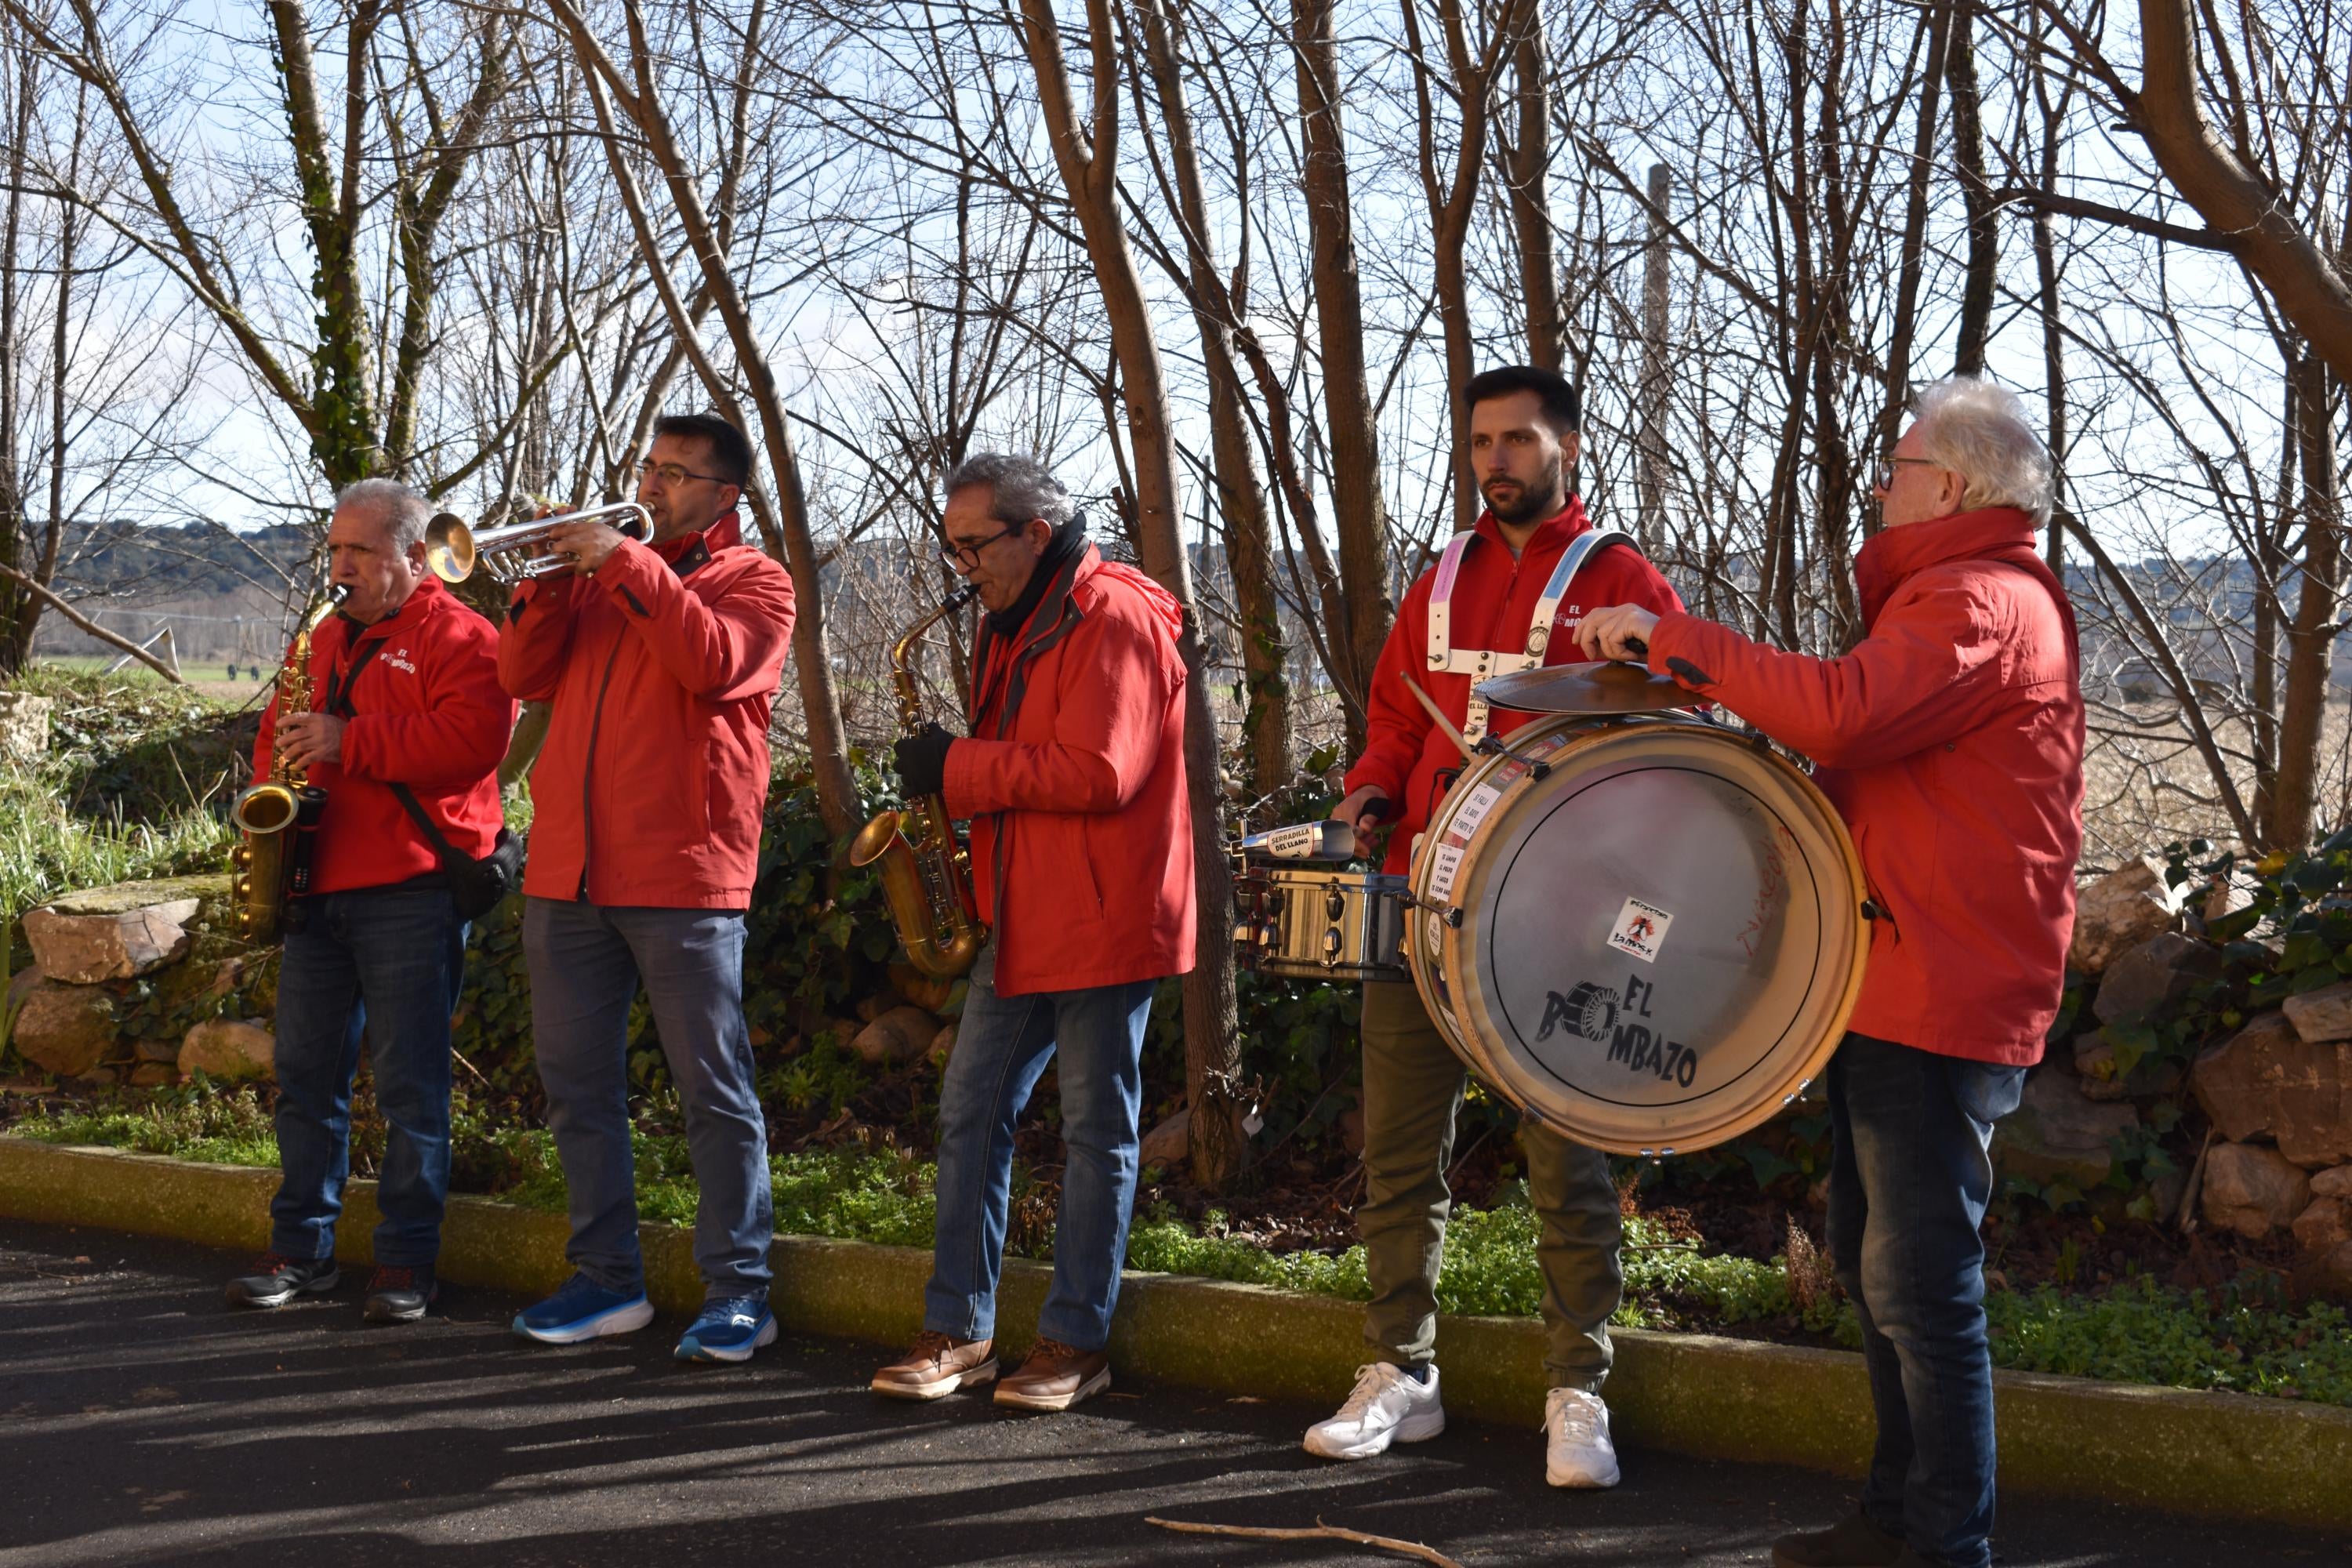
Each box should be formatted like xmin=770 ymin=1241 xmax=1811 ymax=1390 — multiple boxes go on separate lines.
xmin=227 ymin=478 xmax=513 ymax=1325
xmin=1577 ymin=376 xmax=2084 ymax=1568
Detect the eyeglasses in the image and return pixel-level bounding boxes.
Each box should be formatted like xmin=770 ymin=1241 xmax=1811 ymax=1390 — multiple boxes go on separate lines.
xmin=1873 ymin=456 xmax=1941 ymax=492
xmin=637 ymin=459 xmax=731 ymax=488
xmin=938 ymin=523 xmax=1023 ymax=571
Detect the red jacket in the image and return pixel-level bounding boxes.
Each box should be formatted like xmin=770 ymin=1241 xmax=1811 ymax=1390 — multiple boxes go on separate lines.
xmin=1645 ymin=507 xmax=2085 ymax=1065
xmin=252 ymin=577 xmax=510 ymax=897
xmin=942 ymin=545 xmax=1194 ymax=996
xmin=498 ymin=516 xmax=796 ymax=909
xmin=1344 ymin=499 xmax=1686 ymax=875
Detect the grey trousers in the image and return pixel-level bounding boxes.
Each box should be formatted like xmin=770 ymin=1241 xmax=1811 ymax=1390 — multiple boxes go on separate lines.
xmin=1357 ymin=979 xmax=1622 ymax=1389
xmin=523 ymin=897 xmax=772 ymax=1301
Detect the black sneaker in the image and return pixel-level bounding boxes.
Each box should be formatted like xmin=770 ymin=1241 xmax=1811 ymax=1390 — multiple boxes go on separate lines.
xmin=225 ymin=1253 xmax=339 ymax=1309
xmin=362 ymin=1265 xmax=439 ymax=1323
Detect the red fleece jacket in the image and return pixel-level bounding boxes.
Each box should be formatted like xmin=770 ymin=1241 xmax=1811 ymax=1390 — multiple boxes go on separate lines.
xmin=252 ymin=577 xmax=510 ymax=897
xmin=942 ymin=546 xmax=1194 ymax=996
xmin=497 ymin=516 xmax=795 ymax=909
xmin=1643 ymin=507 xmax=2085 ymax=1063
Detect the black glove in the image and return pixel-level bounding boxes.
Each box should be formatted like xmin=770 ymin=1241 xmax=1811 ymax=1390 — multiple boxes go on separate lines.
xmin=894 ymin=722 xmax=957 ymax=798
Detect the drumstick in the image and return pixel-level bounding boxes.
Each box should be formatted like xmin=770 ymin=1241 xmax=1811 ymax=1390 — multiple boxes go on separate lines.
xmin=1399 ymin=670 xmax=1479 ymax=763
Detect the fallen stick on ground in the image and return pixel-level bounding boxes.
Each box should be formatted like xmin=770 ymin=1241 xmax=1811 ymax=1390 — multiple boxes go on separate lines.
xmin=1144 ymin=1515 xmax=1465 ymax=1567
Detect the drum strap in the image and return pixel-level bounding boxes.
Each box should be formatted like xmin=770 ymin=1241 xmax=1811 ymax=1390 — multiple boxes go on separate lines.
xmin=1425 ymin=526 xmax=1639 ymax=742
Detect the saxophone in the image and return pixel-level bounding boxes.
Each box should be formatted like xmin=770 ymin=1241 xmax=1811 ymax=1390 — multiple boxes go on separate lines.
xmin=229 ymin=585 xmax=348 ymax=942
xmin=849 ymin=584 xmax=989 ymax=978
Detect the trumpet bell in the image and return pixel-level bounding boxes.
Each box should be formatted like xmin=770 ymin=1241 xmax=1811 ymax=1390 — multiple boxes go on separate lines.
xmin=425 ymin=514 xmax=477 ymax=583
xmin=423 ymin=503 xmax=654 ymax=585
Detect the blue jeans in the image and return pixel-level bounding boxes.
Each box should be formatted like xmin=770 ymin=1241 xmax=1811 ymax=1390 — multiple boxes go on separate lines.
xmin=522 ymin=898 xmax=771 ymax=1302
xmin=270 ymin=882 xmax=467 ymax=1268
xmin=1828 ymin=1032 xmax=2027 ymax=1568
xmin=924 ymin=973 xmax=1159 ymax=1351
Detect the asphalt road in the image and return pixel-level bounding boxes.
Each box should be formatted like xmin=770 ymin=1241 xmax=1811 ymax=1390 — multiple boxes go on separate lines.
xmin=2 ymin=1221 xmax=2342 ymax=1568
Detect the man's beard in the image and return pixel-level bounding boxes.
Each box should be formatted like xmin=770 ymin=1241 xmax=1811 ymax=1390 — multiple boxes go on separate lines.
xmin=1484 ymin=458 xmax=1564 ymax=524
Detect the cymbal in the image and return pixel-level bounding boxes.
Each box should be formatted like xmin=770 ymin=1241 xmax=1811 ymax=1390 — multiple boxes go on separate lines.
xmin=1474 ymin=660 xmax=1694 ymax=715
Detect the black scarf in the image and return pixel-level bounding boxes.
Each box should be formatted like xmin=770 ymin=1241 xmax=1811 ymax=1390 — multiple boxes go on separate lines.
xmin=985 ymin=516 xmax=1088 ymax=639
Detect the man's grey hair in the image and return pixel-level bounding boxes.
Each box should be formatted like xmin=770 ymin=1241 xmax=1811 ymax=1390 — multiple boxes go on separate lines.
xmin=1910 ymin=376 xmax=2054 ymax=524
xmin=332 ymin=477 xmax=430 ymax=556
xmin=944 ymin=452 xmax=1075 ymax=531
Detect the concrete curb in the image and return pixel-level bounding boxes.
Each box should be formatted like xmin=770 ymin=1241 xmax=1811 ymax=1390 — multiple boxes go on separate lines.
xmin=4 ymin=1136 xmax=2347 ymax=1532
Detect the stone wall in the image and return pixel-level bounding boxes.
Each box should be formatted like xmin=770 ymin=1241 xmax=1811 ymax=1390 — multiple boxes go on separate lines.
xmin=2024 ymin=858 xmax=2352 ymax=1299
xmin=7 ymin=875 xmax=277 ymax=1087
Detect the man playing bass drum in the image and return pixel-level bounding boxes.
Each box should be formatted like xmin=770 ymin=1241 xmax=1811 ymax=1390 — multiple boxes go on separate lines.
xmin=1319 ymin=365 xmax=1684 ymax=1487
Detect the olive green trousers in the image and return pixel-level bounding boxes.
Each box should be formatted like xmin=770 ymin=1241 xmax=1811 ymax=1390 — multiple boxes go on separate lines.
xmin=1356 ymin=978 xmax=1622 ymax=1391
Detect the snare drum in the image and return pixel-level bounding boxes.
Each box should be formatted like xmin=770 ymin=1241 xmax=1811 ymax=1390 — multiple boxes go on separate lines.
xmin=1235 ymin=864 xmax=1410 ymax=981
xmin=1407 ymin=711 xmax=1867 ymax=1155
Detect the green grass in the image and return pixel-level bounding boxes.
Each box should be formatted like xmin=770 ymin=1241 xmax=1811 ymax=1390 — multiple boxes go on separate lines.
xmin=13 ymin=1088 xmax=2350 ymax=1407
xmin=0 ymin=757 xmax=232 ymax=916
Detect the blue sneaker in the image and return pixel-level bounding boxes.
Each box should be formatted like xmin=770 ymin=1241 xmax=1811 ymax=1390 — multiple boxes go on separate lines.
xmin=674 ymin=1297 xmax=777 ymax=1364
xmin=512 ymin=1273 xmax=655 ymax=1345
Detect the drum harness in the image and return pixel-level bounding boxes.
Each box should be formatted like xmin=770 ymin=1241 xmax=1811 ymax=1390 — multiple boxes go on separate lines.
xmin=1425 ymin=524 xmax=1637 ymax=745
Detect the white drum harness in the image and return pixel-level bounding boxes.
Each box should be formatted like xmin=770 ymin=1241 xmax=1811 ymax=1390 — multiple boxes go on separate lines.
xmin=1425 ymin=525 xmax=1638 ymax=742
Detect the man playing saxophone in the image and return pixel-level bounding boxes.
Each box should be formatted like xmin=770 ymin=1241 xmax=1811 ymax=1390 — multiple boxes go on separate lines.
xmin=869 ymin=454 xmax=1192 ymax=1412
xmin=499 ymin=412 xmax=797 ymax=1364
xmin=225 ymin=479 xmax=510 ymax=1323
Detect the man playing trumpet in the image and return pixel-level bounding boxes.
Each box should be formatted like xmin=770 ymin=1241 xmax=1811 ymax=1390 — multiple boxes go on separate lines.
xmin=498 ymin=412 xmax=797 ymax=1364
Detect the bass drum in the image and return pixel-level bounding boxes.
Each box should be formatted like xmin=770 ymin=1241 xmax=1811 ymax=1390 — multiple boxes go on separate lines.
xmin=1406 ymin=713 xmax=1867 ymax=1156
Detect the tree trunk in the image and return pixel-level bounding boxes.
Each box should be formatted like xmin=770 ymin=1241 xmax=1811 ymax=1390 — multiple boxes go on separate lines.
xmin=1944 ymin=0 xmax=1995 ymax=377
xmin=1503 ymin=14 xmax=1561 ymax=372
xmin=1401 ymin=0 xmax=1501 ymax=535
xmin=1016 ymin=0 xmax=1243 ymax=1192
xmin=2131 ymin=0 xmax=2352 ymax=385
xmin=1875 ymin=0 xmax=1951 ymax=514
xmin=1636 ymin=162 xmax=1671 ymax=555
xmin=2272 ymin=353 xmax=2343 ymax=848
xmin=1293 ymin=0 xmax=1392 ymax=752
xmin=1134 ymin=0 xmax=1290 ymax=798
xmin=267 ymin=0 xmax=386 ymax=484
xmin=562 ymin=0 xmax=860 ymax=838
xmin=0 ymin=25 xmax=32 ymax=673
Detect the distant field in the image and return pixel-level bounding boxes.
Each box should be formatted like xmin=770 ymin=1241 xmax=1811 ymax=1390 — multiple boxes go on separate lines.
xmin=32 ymin=655 xmax=269 ymax=701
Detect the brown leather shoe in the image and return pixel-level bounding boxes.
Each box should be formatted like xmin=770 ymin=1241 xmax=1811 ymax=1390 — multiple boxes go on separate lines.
xmin=871 ymin=1330 xmax=997 ymax=1401
xmin=993 ymin=1338 xmax=1111 ymax=1412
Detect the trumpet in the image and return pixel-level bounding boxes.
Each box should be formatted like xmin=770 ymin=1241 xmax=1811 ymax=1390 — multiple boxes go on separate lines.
xmin=424 ymin=500 xmax=654 ymax=584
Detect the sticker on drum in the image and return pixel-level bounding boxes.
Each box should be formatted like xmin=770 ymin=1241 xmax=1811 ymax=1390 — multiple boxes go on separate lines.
xmin=1427 ymin=842 xmax=1465 ymax=900
xmin=1606 ymin=897 xmax=1675 ymax=964
xmin=1447 ymin=783 xmax=1503 ymax=840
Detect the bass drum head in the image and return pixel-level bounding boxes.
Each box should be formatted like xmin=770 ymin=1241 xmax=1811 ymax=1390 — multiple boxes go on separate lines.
xmin=1413 ymin=717 xmax=1864 ymax=1155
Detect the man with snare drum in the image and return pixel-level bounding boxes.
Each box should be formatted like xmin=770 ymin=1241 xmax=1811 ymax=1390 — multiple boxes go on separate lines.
xmin=1578 ymin=376 xmax=2084 ymax=1568
xmin=1318 ymin=365 xmax=1683 ymax=1486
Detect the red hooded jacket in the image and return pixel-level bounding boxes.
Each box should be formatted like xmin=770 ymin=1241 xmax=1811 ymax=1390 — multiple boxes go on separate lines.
xmin=1344 ymin=499 xmax=1686 ymax=876
xmin=1643 ymin=507 xmax=2085 ymax=1064
xmin=251 ymin=576 xmax=510 ymax=897
xmin=942 ymin=545 xmax=1194 ymax=996
xmin=497 ymin=514 xmax=795 ymax=909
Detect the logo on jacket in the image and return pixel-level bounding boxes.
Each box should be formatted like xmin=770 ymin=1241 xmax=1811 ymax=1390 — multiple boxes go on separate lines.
xmin=385 ymin=647 xmax=417 ymax=674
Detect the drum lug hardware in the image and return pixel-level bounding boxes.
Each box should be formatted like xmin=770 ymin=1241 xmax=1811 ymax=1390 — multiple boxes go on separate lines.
xmin=1441 ymin=905 xmax=1465 ymax=929
xmin=1475 ymin=731 xmax=1552 ymax=782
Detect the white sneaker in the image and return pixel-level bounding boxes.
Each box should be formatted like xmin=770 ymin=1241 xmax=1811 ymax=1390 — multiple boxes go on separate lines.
xmin=1303 ymin=1363 xmax=1446 ymax=1460
xmin=1543 ymin=1387 xmax=1621 ymax=1488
